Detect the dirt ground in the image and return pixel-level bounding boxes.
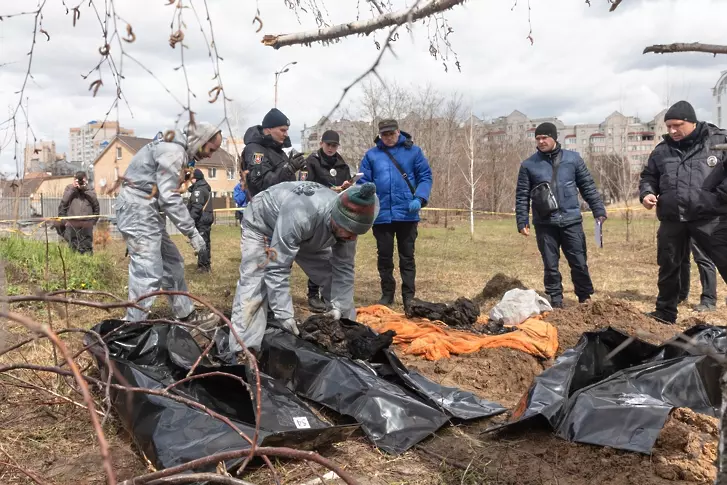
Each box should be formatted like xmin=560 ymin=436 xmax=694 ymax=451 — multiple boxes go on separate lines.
xmin=2 ymin=220 xmax=726 ymax=484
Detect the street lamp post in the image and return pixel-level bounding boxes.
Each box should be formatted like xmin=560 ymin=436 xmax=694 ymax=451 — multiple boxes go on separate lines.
xmin=274 ymin=61 xmax=297 ymax=108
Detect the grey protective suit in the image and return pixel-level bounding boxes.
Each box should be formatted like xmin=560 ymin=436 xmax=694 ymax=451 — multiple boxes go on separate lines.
xmin=230 ymin=181 xmax=359 ymax=352
xmin=115 ymin=123 xmax=220 ymax=321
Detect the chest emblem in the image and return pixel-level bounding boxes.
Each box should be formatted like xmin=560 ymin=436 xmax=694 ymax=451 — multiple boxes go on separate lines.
xmin=329 ymin=168 xmax=337 ymax=177
xmin=707 ymin=156 xmax=718 ymax=167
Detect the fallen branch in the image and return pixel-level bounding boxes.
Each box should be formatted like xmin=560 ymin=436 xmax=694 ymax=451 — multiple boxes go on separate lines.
xmin=262 ymin=0 xmax=467 ymax=49
xmin=146 ymin=475 xmax=254 ymax=485
xmin=643 ymin=42 xmax=727 ymax=55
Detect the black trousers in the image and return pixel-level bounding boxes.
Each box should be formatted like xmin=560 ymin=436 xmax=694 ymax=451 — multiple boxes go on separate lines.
xmin=372 ymin=221 xmax=418 ymax=302
xmin=677 ymin=239 xmax=717 ymax=305
xmin=197 ymin=225 xmax=211 ymax=269
xmin=657 ymin=218 xmax=727 ymax=319
xmin=534 ymin=222 xmax=594 ymax=304
xmin=64 ymin=226 xmax=93 ymax=255
xmin=307 ymin=279 xmax=320 ymax=298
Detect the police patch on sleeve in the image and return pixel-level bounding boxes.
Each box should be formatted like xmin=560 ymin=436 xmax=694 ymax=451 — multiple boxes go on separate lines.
xmin=253 ymin=153 xmax=264 ymax=165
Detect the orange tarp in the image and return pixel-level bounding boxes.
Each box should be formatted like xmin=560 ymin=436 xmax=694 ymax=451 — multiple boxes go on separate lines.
xmin=356 ymin=304 xmax=559 ymax=361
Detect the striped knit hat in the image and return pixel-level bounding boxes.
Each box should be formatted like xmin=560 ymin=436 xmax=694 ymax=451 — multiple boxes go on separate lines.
xmin=331 ymin=183 xmax=379 ymax=235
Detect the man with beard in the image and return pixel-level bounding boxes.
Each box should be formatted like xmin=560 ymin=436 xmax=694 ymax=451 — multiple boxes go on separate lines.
xmin=242 ymin=108 xmax=306 ymax=197
xmin=229 ymin=181 xmax=378 ymax=356
xmin=640 ymin=100 xmax=727 ymax=323
xmin=298 ymin=129 xmax=353 ymax=312
xmin=515 ymin=122 xmax=607 ymax=308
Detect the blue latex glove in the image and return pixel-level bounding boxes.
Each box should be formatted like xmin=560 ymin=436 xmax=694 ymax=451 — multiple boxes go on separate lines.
xmin=408 ymin=198 xmax=422 ymax=213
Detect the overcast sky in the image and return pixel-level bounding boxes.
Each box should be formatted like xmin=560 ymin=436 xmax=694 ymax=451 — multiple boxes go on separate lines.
xmin=0 ymin=0 xmax=725 ymax=176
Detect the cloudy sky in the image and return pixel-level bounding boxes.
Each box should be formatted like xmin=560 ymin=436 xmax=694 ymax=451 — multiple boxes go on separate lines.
xmin=0 ymin=0 xmax=725 ymax=175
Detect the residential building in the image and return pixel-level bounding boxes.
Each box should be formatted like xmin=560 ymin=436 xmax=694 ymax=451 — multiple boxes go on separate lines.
xmin=23 ymin=140 xmax=62 ymax=174
xmin=301 ymin=117 xmax=372 ymax=165
xmin=714 ymin=71 xmax=727 ymax=128
xmin=481 ymin=109 xmax=668 ymax=173
xmin=93 ymin=135 xmax=238 ymax=196
xmin=69 ymin=120 xmax=134 ymax=165
xmin=223 ymin=136 xmax=245 ymax=160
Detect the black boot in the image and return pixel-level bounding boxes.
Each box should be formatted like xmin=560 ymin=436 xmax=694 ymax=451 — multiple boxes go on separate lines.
xmin=308 ymin=295 xmax=326 ymax=313
xmin=378 ymin=293 xmax=394 ymax=306
xmin=645 ymin=310 xmax=676 ymax=324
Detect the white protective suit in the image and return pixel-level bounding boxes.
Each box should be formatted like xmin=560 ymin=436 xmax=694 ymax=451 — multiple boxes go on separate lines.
xmin=230 ymin=181 xmax=376 ymax=352
xmin=115 ymin=123 xmax=220 ymax=321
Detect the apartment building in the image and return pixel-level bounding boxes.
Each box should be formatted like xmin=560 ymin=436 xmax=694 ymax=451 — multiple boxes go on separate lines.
xmin=23 ymin=140 xmax=61 ymax=174
xmin=69 ymin=120 xmax=134 ymax=165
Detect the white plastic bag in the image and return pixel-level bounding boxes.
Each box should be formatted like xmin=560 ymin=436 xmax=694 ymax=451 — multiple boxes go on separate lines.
xmin=488 ymin=289 xmax=552 ymax=326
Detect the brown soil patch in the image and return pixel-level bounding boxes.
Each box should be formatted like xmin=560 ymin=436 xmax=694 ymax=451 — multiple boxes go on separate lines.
xmin=474 ymin=273 xmax=527 ymax=304
xmin=545 ymin=299 xmax=692 ymax=352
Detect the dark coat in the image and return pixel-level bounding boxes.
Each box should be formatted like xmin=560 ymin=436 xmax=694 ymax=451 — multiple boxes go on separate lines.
xmin=515 ymin=145 xmax=606 ymax=231
xmin=242 ymin=125 xmax=296 ymax=197
xmin=300 ymin=149 xmax=351 ymax=188
xmin=58 ymin=184 xmax=100 ymax=229
xmin=639 ymin=122 xmax=727 ymax=222
xmin=187 ymin=179 xmax=214 ymax=229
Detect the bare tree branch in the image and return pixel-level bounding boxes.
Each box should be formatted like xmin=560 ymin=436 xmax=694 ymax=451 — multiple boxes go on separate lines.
xmin=643 ymin=42 xmax=727 ymax=55
xmin=262 ymin=0 xmax=467 ymax=49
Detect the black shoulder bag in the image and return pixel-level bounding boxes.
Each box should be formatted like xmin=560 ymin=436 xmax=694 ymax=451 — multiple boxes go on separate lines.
xmin=530 ymin=151 xmax=562 ymax=218
xmin=381 ymin=147 xmax=416 ymax=196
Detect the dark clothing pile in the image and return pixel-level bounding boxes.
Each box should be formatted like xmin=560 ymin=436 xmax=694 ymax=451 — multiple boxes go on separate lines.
xmin=242 ymin=125 xmax=296 ymax=197
xmin=405 ymin=297 xmax=480 ymax=329
xmin=300 ymin=314 xmax=396 ymax=361
xmin=57 ymin=184 xmax=100 ymax=255
xmin=300 ymin=149 xmax=352 ymax=187
xmin=639 ymin=122 xmax=727 ymax=321
xmin=187 ymin=179 xmax=214 ymax=270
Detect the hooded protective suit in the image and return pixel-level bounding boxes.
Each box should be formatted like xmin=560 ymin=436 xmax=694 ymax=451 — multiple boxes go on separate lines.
xmin=115 ymin=122 xmax=220 ymax=321
xmin=230 ymin=181 xmax=378 ymax=352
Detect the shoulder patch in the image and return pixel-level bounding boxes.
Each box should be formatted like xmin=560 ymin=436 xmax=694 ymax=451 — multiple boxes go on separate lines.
xmin=253 ymin=153 xmax=264 ymax=165
xmin=194 ymin=191 xmax=200 ymax=197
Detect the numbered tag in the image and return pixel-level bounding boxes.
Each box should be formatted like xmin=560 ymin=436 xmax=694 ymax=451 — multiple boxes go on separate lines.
xmin=293 ymin=417 xmax=311 ymax=429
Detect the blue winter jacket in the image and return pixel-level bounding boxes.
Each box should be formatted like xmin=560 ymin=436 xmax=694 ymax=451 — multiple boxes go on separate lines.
xmin=233 ymin=183 xmax=248 ymax=208
xmin=359 ymin=132 xmax=433 ymax=224
xmin=515 ymin=145 xmax=606 ymax=231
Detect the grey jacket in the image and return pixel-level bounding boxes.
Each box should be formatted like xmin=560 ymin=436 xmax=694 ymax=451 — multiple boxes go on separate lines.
xmin=243 ymin=181 xmax=358 ymax=320
xmin=117 ymin=123 xmax=220 ymax=238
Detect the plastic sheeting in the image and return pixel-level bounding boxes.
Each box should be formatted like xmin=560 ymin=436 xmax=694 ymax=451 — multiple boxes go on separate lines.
xmin=256 ymin=326 xmax=507 ymax=454
xmin=87 ymin=320 xmax=358 ymax=472
xmin=490 ymin=324 xmax=726 ymax=454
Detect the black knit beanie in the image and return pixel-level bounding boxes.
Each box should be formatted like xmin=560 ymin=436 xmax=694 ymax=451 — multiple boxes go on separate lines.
xmin=535 ymin=122 xmax=558 ymax=141
xmin=262 ymin=108 xmax=290 ymax=129
xmin=664 ymin=100 xmax=697 ymax=123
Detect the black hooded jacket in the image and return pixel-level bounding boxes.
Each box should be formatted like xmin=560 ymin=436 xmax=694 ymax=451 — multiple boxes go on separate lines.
xmin=639 ymin=122 xmax=727 ymax=222
xmin=187 ymin=178 xmax=214 ymax=228
xmin=300 ymin=149 xmax=352 ymax=188
xmin=242 ymin=125 xmax=296 ymax=197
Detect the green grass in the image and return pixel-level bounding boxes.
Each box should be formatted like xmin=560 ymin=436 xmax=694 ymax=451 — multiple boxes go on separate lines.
xmin=0 ymin=235 xmax=122 ymax=292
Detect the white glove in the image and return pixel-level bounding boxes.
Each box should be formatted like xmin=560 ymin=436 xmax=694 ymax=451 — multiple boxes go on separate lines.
xmin=280 ymin=317 xmax=300 ymax=336
xmin=189 ymin=231 xmax=206 ymax=255
xmin=325 ymin=308 xmax=342 ymax=320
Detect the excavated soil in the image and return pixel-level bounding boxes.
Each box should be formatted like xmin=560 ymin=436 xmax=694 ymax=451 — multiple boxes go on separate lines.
xmin=396 ymin=298 xmax=719 ymax=484
xmin=473 ymin=273 xmax=528 ymax=303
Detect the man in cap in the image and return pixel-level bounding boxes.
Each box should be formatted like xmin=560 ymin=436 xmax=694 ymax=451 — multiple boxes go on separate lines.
xmin=640 ymin=100 xmax=727 ymax=323
xmin=516 ymin=122 xmax=606 ymax=308
xmin=242 ymin=108 xmax=306 ymax=197
xmin=359 ymin=119 xmax=433 ymax=310
xmin=115 ymin=122 xmax=221 ymax=328
xmin=187 ymin=168 xmax=214 ymax=272
xmin=298 ymin=129 xmax=354 ymax=312
xmin=229 ymin=181 xmax=379 ymax=355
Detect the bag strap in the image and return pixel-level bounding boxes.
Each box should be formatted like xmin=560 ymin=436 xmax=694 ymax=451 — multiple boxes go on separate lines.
xmin=550 ymin=150 xmax=563 ymax=197
xmin=381 ymin=146 xmax=416 ymax=195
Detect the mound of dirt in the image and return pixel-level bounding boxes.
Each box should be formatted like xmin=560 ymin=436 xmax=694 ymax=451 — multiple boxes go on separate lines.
xmin=474 ymin=273 xmax=527 ymax=303
xmin=545 ymin=299 xmax=692 ymax=353
xmin=417 ymin=407 xmax=717 ymax=485
xmin=399 ymin=346 xmax=545 ymax=408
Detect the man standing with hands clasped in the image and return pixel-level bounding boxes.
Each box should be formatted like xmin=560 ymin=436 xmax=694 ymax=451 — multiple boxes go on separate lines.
xmin=516 ymin=122 xmax=607 ymax=308
xmin=640 ymin=100 xmax=727 ymax=324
